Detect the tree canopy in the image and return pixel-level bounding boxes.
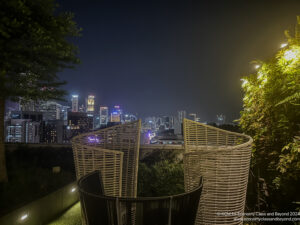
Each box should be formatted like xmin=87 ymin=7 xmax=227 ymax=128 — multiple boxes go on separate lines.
xmin=240 ymin=16 xmax=300 ymax=211
xmin=0 ymin=0 xmax=80 ymax=101
xmin=0 ymin=0 xmax=80 ymax=182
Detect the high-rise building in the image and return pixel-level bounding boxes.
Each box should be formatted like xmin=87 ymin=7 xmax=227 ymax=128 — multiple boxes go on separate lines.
xmin=79 ymin=104 xmax=85 ymax=112
xmin=110 ymin=105 xmax=121 ymax=123
xmin=38 ymin=101 xmax=62 ymax=121
xmin=41 ymin=120 xmax=64 ymax=143
xmin=124 ymin=114 xmax=137 ymax=123
xmin=163 ymin=116 xmax=174 ymax=130
xmin=61 ymin=105 xmax=70 ymax=125
xmin=5 ymin=119 xmax=40 ymax=143
xmin=19 ymin=100 xmax=37 ymax=111
xmin=110 ymin=112 xmax=121 ymax=122
xmin=10 ymin=111 xmax=43 ymax=122
xmin=86 ymin=95 xmax=95 ymax=114
xmin=71 ymin=95 xmax=79 ymax=112
xmin=100 ymin=106 xmax=109 ymax=126
xmin=67 ymin=112 xmax=93 ymax=138
xmin=178 ymin=110 xmax=187 ymax=123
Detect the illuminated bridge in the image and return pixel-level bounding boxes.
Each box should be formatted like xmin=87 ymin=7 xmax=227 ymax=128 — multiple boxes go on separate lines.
xmin=72 ymin=119 xmax=252 ymax=225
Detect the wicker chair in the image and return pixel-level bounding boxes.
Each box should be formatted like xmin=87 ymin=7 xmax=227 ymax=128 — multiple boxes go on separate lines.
xmin=183 ymin=119 xmax=253 ymax=225
xmin=71 ymin=120 xmax=141 ymax=198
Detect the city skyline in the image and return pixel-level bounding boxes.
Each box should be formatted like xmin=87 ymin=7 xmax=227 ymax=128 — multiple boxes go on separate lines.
xmin=57 ymin=0 xmax=300 ymax=122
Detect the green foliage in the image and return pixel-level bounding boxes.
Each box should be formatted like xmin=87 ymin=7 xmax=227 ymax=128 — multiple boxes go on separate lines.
xmin=240 ymin=17 xmax=300 ymax=211
xmin=0 ymin=0 xmax=81 ymax=101
xmin=138 ymin=150 xmax=184 ymax=197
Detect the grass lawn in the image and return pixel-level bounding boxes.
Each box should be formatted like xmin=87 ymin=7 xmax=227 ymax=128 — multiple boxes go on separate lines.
xmin=47 ymin=202 xmax=81 ymax=225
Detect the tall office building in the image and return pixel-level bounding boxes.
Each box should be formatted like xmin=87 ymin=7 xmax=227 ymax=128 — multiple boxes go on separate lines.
xmin=41 ymin=120 xmax=64 ymax=143
xmin=19 ymin=100 xmax=37 ymax=111
xmin=162 ymin=116 xmax=174 ymax=130
xmin=110 ymin=105 xmax=122 ymax=123
xmin=36 ymin=101 xmax=62 ymax=121
xmin=124 ymin=113 xmax=137 ymax=123
xmin=68 ymin=112 xmax=93 ymax=138
xmin=61 ymin=105 xmax=70 ymax=124
xmin=178 ymin=110 xmax=186 ymax=123
xmin=71 ymin=95 xmax=79 ymax=112
xmin=79 ymin=104 xmax=85 ymax=112
xmin=86 ymin=95 xmax=95 ymax=114
xmin=110 ymin=112 xmax=121 ymax=123
xmin=100 ymin=106 xmax=109 ymax=126
xmin=5 ymin=119 xmax=40 ymax=143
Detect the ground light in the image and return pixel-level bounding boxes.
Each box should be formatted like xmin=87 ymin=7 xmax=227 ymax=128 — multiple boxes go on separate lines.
xmin=71 ymin=187 xmax=76 ymax=193
xmin=254 ymin=64 xmax=260 ymax=69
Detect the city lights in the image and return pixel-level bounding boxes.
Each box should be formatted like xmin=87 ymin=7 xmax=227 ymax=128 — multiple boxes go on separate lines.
xmin=20 ymin=214 xmax=28 ymax=221
xmin=87 ymin=136 xmax=100 ymax=143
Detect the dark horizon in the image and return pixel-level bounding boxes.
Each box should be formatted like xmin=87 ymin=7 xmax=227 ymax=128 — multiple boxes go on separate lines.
xmin=54 ymin=0 xmax=300 ymax=121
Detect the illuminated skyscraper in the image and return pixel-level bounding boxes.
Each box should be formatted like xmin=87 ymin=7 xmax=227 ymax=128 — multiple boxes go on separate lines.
xmin=100 ymin=106 xmax=109 ymax=126
xmin=110 ymin=105 xmax=122 ymax=123
xmin=110 ymin=106 xmax=121 ymax=122
xmin=71 ymin=95 xmax=79 ymax=112
xmin=86 ymin=95 xmax=95 ymax=114
xmin=111 ymin=111 xmax=121 ymax=122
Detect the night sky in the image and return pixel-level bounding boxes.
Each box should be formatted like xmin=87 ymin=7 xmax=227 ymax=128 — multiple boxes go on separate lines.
xmin=57 ymin=0 xmax=300 ymax=122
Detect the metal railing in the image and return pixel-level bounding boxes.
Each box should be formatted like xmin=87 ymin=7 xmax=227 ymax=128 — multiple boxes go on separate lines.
xmin=78 ymin=171 xmax=202 ymax=225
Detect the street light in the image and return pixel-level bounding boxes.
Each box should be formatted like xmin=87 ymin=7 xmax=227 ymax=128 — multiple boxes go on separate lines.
xmin=254 ymin=64 xmax=260 ymax=69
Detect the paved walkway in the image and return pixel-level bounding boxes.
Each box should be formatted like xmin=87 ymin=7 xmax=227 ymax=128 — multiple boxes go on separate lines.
xmin=47 ymin=202 xmax=81 ymax=225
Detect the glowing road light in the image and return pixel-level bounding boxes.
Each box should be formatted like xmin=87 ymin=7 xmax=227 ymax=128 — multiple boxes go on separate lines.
xmin=20 ymin=214 xmax=28 ymax=220
xmin=280 ymin=43 xmax=288 ymax=48
xmin=71 ymin=188 xmax=76 ymax=192
xmin=254 ymin=64 xmax=260 ymax=69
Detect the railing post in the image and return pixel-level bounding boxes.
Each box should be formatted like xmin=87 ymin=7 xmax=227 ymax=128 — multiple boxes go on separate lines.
xmin=116 ymin=197 xmax=121 ymax=225
xmin=168 ymin=196 xmax=173 ymax=225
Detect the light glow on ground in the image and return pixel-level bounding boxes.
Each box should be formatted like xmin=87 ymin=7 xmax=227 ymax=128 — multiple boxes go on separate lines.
xmin=47 ymin=202 xmax=81 ymax=225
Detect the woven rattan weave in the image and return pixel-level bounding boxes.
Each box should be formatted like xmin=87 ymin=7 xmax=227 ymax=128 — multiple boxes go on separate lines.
xmin=183 ymin=119 xmax=252 ymax=225
xmin=72 ymin=120 xmax=141 ymax=198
